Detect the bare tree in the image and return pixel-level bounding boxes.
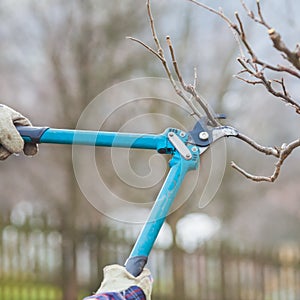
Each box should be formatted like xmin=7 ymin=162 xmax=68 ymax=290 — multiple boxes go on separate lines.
xmin=129 ymin=0 xmax=300 ymax=183
xmin=0 ymin=0 xmax=151 ymax=298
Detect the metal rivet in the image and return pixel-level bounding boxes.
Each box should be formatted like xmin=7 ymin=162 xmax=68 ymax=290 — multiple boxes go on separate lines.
xmin=199 ymin=131 xmax=209 ymax=140
xmin=168 ymin=132 xmax=174 ymax=137
xmin=191 ymin=146 xmax=198 ymax=152
xmin=179 ymin=132 xmax=185 ymax=137
xmin=185 ymin=153 xmax=192 ymax=159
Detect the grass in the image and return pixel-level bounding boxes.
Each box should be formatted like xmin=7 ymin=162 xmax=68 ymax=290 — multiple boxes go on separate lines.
xmin=0 ymin=282 xmax=90 ymax=300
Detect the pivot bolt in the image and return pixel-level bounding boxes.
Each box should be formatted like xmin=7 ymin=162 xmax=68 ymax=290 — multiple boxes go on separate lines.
xmin=199 ymin=131 xmax=209 ymax=140
xmin=191 ymin=146 xmax=198 ymax=152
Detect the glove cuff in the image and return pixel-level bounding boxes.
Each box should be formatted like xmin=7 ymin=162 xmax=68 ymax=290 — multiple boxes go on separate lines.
xmin=97 ymin=264 xmax=152 ymax=300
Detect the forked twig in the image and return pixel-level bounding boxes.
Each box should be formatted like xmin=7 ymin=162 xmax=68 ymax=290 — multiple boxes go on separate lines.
xmin=231 ymin=138 xmax=300 ymax=182
xmin=128 ymin=0 xmax=222 ymax=125
xmin=166 ymin=35 xmax=219 ymax=126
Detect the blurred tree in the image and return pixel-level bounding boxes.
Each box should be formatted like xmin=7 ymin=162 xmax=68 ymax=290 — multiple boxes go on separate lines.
xmin=0 ymin=0 xmax=152 ymax=298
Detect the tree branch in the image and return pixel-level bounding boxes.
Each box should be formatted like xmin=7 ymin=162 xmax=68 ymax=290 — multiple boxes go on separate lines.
xmin=268 ymin=28 xmax=300 ymax=70
xmin=231 ymin=138 xmax=300 ymax=182
xmin=235 ymin=133 xmax=279 ymax=157
xmin=183 ymin=0 xmax=300 ymax=182
xmin=166 ymin=35 xmax=219 ymax=126
xmin=188 ymin=0 xmax=300 ymax=115
xmin=134 ymin=0 xmax=300 ymax=183
xmin=129 ymin=0 xmax=225 ymax=124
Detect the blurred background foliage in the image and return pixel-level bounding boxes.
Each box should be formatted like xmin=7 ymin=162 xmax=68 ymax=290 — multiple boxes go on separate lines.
xmin=1 ymin=0 xmax=300 ymax=299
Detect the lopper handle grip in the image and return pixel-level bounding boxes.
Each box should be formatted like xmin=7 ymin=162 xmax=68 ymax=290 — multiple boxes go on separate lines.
xmin=17 ymin=126 xmax=49 ymax=143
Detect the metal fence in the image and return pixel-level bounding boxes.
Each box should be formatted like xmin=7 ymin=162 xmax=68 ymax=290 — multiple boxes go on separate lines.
xmin=0 ymin=212 xmax=300 ymax=300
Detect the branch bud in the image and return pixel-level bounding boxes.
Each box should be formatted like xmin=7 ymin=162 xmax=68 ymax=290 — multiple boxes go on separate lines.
xmin=268 ymin=28 xmax=276 ymax=35
xmin=268 ymin=28 xmax=281 ymax=42
xmin=166 ymin=35 xmax=171 ymax=47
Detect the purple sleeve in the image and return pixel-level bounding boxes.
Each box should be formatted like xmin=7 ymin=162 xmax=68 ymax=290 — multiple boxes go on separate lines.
xmin=83 ymin=286 xmax=146 ymax=300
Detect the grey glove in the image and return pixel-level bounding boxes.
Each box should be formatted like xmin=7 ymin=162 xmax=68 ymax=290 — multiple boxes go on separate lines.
xmin=97 ymin=264 xmax=153 ymax=299
xmin=0 ymin=104 xmax=38 ymax=160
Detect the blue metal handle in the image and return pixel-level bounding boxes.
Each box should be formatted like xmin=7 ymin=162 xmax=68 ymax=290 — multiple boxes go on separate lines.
xmin=18 ymin=125 xmax=201 ymax=277
xmin=125 ymin=149 xmax=199 ymax=276
xmin=17 ymin=126 xmax=173 ymax=152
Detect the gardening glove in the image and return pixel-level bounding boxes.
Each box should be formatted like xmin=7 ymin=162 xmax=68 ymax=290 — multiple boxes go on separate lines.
xmin=0 ymin=104 xmax=38 ymax=160
xmin=96 ymin=264 xmax=152 ymax=299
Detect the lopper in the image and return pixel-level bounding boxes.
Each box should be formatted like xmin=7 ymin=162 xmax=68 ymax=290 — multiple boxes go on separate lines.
xmin=17 ymin=116 xmax=238 ymax=277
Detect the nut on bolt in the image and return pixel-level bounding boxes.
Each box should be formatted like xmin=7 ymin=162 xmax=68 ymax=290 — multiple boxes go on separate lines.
xmin=199 ymin=131 xmax=209 ymax=140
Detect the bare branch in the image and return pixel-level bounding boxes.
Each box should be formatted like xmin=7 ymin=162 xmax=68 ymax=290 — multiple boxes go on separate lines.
xmin=187 ymin=0 xmax=247 ymax=57
xmin=230 ymin=161 xmax=274 ymax=182
xmin=236 ymin=57 xmax=300 ymax=113
xmin=187 ymin=0 xmax=235 ymax=27
xmin=234 ymin=75 xmax=262 ymax=86
xmin=146 ymin=0 xmax=164 ymax=57
xmin=129 ymin=1 xmax=207 ymax=120
xmin=276 ymin=65 xmax=300 ymax=79
xmin=241 ymin=0 xmax=300 ymax=71
xmin=137 ymin=0 xmax=300 ymax=183
xmin=273 ymin=78 xmax=289 ymax=97
xmin=126 ymin=36 xmax=163 ymax=61
xmin=165 ymin=35 xmax=219 ymax=126
xmin=231 ymin=137 xmax=300 ymax=182
xmin=235 ymin=133 xmax=279 ymax=157
xmin=188 ymin=0 xmax=300 ymax=116
xmin=256 ymin=0 xmax=269 ymax=28
xmin=166 ymin=36 xmax=187 ymax=89
xmin=268 ymin=28 xmax=300 ymax=70
xmin=128 ymin=0 xmax=228 ymax=126
xmin=241 ymin=0 xmax=271 ymax=30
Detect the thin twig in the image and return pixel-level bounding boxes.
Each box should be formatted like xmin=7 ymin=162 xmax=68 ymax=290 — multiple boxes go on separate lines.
xmin=231 ymin=162 xmax=273 ymax=182
xmin=126 ymin=37 xmax=163 ymax=61
xmin=268 ymin=29 xmax=300 ymax=70
xmin=166 ymin=36 xmax=187 ymax=89
xmin=187 ymin=0 xmax=235 ymax=27
xmin=236 ymin=57 xmax=300 ymax=112
xmin=231 ymin=137 xmax=300 ymax=182
xmin=130 ymin=0 xmax=223 ymax=124
xmin=241 ymin=0 xmax=271 ymax=29
xmin=146 ymin=0 xmax=163 ymax=57
xmin=235 ymin=133 xmax=279 ymax=157
xmin=128 ymin=8 xmax=204 ymax=120
xmin=166 ymin=35 xmax=219 ymax=126
xmin=273 ymin=78 xmax=289 ymax=97
xmin=256 ymin=0 xmax=270 ymax=28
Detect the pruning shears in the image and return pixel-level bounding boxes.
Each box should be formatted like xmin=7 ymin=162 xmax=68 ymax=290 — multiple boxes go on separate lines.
xmin=17 ymin=116 xmax=238 ymax=276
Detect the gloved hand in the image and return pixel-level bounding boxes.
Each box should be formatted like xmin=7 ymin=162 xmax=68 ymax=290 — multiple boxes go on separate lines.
xmin=96 ymin=264 xmax=152 ymax=299
xmin=0 ymin=104 xmax=38 ymax=160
